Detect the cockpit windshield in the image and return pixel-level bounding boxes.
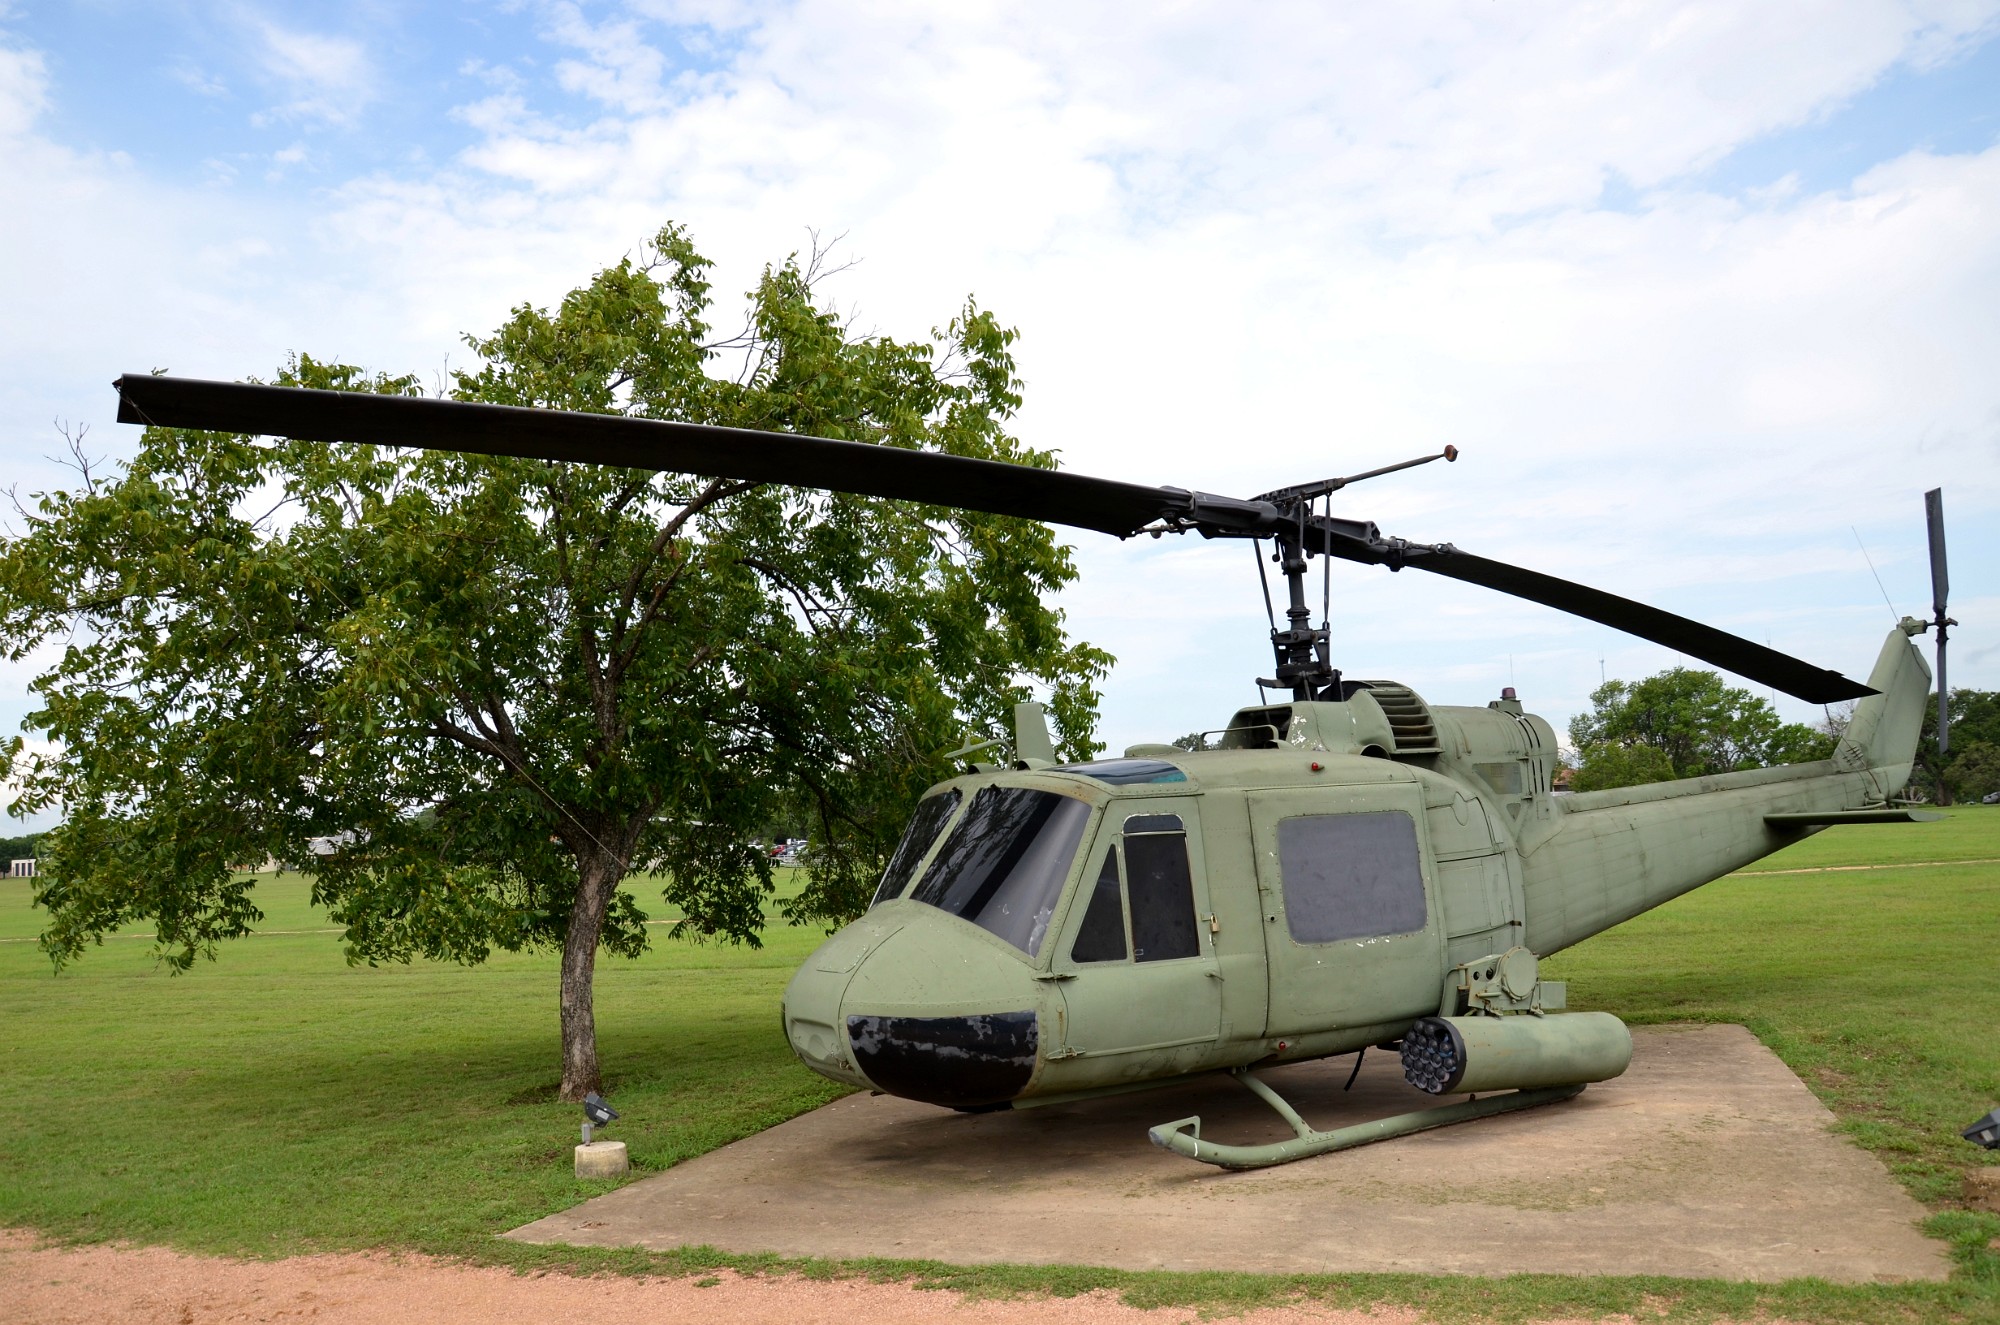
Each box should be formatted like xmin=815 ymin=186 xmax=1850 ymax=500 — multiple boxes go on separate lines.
xmin=909 ymin=786 xmax=1093 ymax=957
xmin=870 ymin=789 xmax=963 ymax=908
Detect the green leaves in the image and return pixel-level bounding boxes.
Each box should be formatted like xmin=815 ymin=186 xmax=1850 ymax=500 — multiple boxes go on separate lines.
xmin=1944 ymin=740 xmax=2000 ymax=802
xmin=1567 ymin=742 xmax=1675 ymax=793
xmin=1567 ymin=666 xmax=1834 ymax=788
xmin=1914 ymin=688 xmax=2000 ymax=803
xmin=0 ymin=222 xmax=1106 ymax=996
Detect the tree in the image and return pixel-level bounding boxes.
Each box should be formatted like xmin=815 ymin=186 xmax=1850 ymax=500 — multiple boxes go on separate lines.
xmin=1945 ymin=740 xmax=2000 ymax=803
xmin=0 ymin=224 xmax=1109 ymax=1100
xmin=1568 ymin=741 xmax=1675 ymax=793
xmin=1915 ymin=688 xmax=2000 ymax=805
xmin=1567 ymin=666 xmax=1834 ymax=785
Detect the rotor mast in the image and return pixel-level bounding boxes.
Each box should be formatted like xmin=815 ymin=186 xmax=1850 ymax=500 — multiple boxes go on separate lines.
xmin=1253 ymin=446 xmax=1458 ymax=702
xmin=1258 ymin=538 xmax=1336 ymax=701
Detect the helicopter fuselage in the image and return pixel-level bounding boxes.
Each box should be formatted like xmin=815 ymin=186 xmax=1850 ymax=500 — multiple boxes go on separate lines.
xmin=782 ymin=624 xmax=1931 ymax=1112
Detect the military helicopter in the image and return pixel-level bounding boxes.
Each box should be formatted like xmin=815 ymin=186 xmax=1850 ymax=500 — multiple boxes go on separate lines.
xmin=112 ymin=374 xmax=1948 ymax=1169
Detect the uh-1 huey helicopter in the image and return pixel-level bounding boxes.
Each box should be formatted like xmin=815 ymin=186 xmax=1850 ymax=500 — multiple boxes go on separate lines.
xmin=113 ymin=373 xmax=1951 ymax=1169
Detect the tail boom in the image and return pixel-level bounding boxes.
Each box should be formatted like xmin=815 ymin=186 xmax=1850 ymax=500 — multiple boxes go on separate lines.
xmin=1520 ymin=626 xmax=1932 ymax=956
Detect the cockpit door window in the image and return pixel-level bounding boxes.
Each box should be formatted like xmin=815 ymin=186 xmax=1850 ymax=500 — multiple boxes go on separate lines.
xmin=1123 ymin=815 xmax=1200 ymax=962
xmin=869 ymin=789 xmax=963 ymax=907
xmin=1052 ymin=801 xmax=1220 ymax=1060
xmin=1065 ymin=811 xmax=1201 ymax=966
xmin=1069 ymin=851 xmax=1128 ymax=963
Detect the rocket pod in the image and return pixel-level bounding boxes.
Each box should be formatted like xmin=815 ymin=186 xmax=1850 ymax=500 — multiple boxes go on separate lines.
xmin=1401 ymin=1012 xmax=1632 ymax=1095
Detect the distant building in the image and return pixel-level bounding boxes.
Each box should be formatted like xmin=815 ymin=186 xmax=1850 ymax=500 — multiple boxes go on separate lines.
xmin=7 ymin=859 xmax=36 ymax=878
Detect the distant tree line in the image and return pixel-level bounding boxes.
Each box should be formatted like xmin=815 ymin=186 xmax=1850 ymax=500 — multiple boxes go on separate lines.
xmin=1919 ymin=689 xmax=2000 ymax=805
xmin=1564 ymin=665 xmax=2000 ymax=801
xmin=0 ymin=832 xmax=42 ymax=861
xmin=1565 ymin=668 xmax=1832 ymax=793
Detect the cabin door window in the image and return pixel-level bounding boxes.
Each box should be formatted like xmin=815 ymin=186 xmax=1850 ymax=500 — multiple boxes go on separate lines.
xmin=1249 ymin=787 xmax=1443 ymax=1040
xmin=1049 ymin=802 xmax=1222 ymax=1067
xmin=1275 ymin=812 xmax=1427 ymax=944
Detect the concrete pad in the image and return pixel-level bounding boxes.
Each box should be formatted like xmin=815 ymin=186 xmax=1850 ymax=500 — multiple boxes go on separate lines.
xmin=508 ymin=1025 xmax=1946 ymax=1284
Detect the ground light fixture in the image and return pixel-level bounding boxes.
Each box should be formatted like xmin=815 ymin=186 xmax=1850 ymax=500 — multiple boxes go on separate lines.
xmin=1964 ymin=1109 xmax=2000 ymax=1150
xmin=582 ymin=1092 xmax=619 ymax=1145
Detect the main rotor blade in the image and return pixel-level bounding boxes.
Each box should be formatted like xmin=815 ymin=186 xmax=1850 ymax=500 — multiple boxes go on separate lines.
xmin=1925 ymin=487 xmax=1949 ymax=617
xmin=1289 ymin=518 xmax=1875 ymax=704
xmin=1404 ymin=547 xmax=1876 ymax=703
xmin=113 ymin=375 xmax=1187 ymax=538
xmin=115 ymin=375 xmax=1877 ymax=704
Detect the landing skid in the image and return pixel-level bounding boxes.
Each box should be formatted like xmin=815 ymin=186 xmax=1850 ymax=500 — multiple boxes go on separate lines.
xmin=1148 ymin=1067 xmax=1584 ymax=1170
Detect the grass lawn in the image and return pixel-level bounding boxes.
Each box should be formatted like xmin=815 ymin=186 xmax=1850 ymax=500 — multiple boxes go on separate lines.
xmin=0 ymin=870 xmax=848 ymax=1256
xmin=2 ymin=811 xmax=1998 ymax=1323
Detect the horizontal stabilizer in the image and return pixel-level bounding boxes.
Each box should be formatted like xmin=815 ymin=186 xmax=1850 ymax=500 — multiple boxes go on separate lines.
xmin=1764 ymin=808 xmax=1943 ymax=827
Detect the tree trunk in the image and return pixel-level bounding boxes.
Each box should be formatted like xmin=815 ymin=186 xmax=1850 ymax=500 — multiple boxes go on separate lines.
xmin=558 ymin=848 xmax=620 ymax=1101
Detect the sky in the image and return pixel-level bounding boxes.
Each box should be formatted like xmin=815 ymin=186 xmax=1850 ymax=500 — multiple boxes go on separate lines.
xmin=4 ymin=1 xmax=1999 ymax=832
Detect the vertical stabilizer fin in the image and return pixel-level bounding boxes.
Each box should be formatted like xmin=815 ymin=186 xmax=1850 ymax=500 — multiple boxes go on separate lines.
xmin=1835 ymin=623 xmax=1933 ymax=798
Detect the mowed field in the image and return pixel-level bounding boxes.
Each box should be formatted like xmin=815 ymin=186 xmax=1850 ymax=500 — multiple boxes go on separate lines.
xmin=2 ymin=809 xmax=1998 ymax=1321
xmin=0 ymin=871 xmax=847 ymax=1257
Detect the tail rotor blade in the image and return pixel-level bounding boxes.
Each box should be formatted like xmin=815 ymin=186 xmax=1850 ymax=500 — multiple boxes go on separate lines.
xmin=1925 ymin=488 xmax=1950 ymax=761
xmin=1925 ymin=488 xmax=1949 ymax=618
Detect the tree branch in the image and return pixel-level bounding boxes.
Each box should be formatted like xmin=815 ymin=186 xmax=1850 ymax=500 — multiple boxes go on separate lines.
xmin=605 ymin=477 xmax=759 ymax=672
xmin=737 ymin=555 xmax=849 ymax=632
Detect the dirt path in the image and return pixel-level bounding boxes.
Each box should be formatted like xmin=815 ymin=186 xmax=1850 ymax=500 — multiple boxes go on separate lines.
xmin=0 ymin=1231 xmax=1796 ymax=1325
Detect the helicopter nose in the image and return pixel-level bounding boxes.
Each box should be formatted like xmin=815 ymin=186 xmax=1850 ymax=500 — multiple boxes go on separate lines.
xmin=783 ymin=913 xmax=902 ymax=1090
xmin=838 ymin=913 xmax=1044 ymax=1108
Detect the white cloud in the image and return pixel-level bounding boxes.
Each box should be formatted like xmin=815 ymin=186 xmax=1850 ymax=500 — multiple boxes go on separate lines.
xmin=0 ymin=34 xmax=47 ymax=137
xmin=249 ymin=19 xmax=373 ymax=127
xmin=3 ymin=0 xmax=1999 ymax=755
xmin=167 ymin=62 xmax=230 ymax=99
xmin=459 ymin=57 xmax=524 ymax=92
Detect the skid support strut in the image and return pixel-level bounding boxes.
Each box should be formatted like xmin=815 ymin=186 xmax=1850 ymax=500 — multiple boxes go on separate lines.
xmin=1148 ymin=1067 xmax=1584 ymax=1170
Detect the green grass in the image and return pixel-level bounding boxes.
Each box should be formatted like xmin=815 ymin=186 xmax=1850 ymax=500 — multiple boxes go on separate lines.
xmin=1733 ymin=806 xmax=2000 ymax=872
xmin=1546 ymin=815 xmax=2000 ymax=1210
xmin=0 ymin=870 xmax=847 ymax=1256
xmin=2 ymin=812 xmax=1998 ymax=1322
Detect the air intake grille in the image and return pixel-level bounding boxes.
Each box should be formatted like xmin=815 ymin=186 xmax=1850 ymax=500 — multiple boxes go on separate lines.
xmin=1355 ymin=682 xmax=1442 ymax=755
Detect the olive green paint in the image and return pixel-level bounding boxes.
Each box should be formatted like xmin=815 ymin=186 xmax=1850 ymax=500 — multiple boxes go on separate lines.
xmin=783 ymin=624 xmax=1934 ymax=1159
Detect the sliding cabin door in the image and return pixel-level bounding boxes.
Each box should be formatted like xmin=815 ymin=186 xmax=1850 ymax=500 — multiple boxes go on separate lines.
xmin=1248 ymin=783 xmax=1444 ymax=1039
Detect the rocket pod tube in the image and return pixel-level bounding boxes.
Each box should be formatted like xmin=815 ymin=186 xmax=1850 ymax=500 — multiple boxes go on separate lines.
xmin=1401 ymin=1011 xmax=1632 ymax=1095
